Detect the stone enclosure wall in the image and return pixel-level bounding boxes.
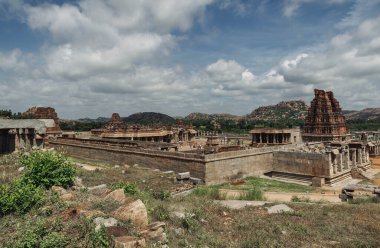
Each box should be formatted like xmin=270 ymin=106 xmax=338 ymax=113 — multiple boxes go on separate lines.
xmin=50 ymin=139 xmax=297 ymax=184
xmin=273 ymin=151 xmax=332 ymax=178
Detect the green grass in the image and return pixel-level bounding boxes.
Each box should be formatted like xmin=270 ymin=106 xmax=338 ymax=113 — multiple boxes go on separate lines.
xmin=227 ymin=177 xmax=316 ymax=193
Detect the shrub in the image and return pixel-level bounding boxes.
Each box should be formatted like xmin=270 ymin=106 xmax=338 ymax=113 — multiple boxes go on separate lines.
xmin=20 ymin=151 xmax=76 ymax=189
xmin=152 ymin=190 xmax=171 ymax=200
xmin=0 ymin=179 xmax=45 ymax=216
xmin=40 ymin=232 xmax=68 ymax=248
xmin=89 ymin=224 xmax=110 ymax=248
xmin=111 ymin=182 xmax=138 ymax=195
xmin=291 ymin=196 xmax=311 ymax=203
xmin=152 ymin=205 xmax=170 ymax=221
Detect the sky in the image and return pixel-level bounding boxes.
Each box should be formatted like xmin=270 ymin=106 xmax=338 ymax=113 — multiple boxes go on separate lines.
xmin=0 ymin=0 xmax=380 ymax=119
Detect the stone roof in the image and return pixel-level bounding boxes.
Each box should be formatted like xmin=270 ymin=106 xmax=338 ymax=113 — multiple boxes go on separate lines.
xmin=0 ymin=119 xmax=47 ymax=134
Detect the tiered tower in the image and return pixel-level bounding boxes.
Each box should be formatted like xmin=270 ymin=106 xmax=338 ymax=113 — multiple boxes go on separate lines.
xmin=303 ymin=89 xmax=348 ymax=142
xmin=105 ymin=113 xmax=126 ymax=132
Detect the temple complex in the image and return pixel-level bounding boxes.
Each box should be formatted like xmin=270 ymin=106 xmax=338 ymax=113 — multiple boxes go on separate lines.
xmin=91 ymin=113 xmax=197 ymax=143
xmin=0 ymin=119 xmax=46 ymax=153
xmin=23 ymin=107 xmax=62 ymax=137
xmin=250 ymin=127 xmax=301 ymax=146
xmin=302 ymin=89 xmax=348 ymax=142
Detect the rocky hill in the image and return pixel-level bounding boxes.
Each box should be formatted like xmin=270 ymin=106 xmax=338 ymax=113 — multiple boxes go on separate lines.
xmin=246 ymin=100 xmax=308 ymax=121
xmin=185 ymin=112 xmax=241 ymax=121
xmin=343 ymin=108 xmax=380 ymax=120
xmin=123 ymin=112 xmax=176 ymax=125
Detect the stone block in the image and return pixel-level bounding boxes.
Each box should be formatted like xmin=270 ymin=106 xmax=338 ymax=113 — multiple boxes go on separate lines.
xmin=312 ymin=177 xmax=325 ymax=187
xmin=176 ymin=172 xmax=190 ymax=180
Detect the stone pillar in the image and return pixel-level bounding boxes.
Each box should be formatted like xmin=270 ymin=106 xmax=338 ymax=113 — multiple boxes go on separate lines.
xmin=344 ymin=150 xmax=350 ymax=169
xmin=350 ymin=149 xmax=357 ymax=167
xmin=337 ymin=153 xmax=343 ymax=172
xmin=259 ymin=133 xmax=262 ymax=143
xmin=357 ymin=148 xmax=362 ymax=165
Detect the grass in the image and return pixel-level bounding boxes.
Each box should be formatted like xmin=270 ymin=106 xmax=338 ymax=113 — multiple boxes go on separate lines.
xmin=227 ymin=177 xmax=316 ymax=193
xmin=2 ymin=154 xmax=380 ymax=248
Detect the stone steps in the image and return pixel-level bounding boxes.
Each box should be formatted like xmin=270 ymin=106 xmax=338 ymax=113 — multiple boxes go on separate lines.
xmin=267 ymin=172 xmax=313 ymax=185
xmin=326 ymin=172 xmax=352 ymax=185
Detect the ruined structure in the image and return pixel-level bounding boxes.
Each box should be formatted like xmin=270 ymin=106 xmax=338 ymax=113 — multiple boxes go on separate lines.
xmin=91 ymin=113 xmax=196 ymax=143
xmin=303 ymin=89 xmax=348 ymax=142
xmin=0 ymin=119 xmax=46 ymax=153
xmin=250 ymin=127 xmax=302 ymax=146
xmin=23 ymin=107 xmax=62 ymax=137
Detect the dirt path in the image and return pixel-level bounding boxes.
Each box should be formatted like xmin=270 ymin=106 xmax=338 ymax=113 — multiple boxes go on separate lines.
xmin=264 ymin=191 xmax=342 ymax=203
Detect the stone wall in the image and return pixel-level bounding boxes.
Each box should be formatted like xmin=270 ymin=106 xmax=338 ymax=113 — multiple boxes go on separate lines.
xmin=273 ymin=151 xmax=332 ymax=178
xmin=50 ymin=141 xmax=206 ymax=180
xmin=50 ymin=140 xmax=298 ymax=184
xmin=205 ymin=151 xmax=273 ymax=184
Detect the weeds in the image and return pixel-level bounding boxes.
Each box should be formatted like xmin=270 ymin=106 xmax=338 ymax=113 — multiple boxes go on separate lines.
xmin=239 ymin=188 xmax=264 ymax=201
xmin=111 ymin=182 xmax=138 ymax=195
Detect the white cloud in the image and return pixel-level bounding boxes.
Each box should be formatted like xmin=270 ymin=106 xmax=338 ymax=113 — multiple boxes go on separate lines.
xmin=283 ymin=0 xmax=351 ymax=17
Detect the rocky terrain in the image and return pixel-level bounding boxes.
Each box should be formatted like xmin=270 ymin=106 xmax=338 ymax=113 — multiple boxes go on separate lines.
xmin=343 ymin=108 xmax=380 ymax=120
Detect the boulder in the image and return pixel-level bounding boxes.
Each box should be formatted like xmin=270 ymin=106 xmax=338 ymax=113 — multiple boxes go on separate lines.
xmin=93 ymin=217 xmax=118 ymax=231
xmin=17 ymin=167 xmax=25 ymax=172
xmin=88 ymin=184 xmax=107 ymax=192
xmin=112 ymin=200 xmax=148 ymax=229
xmin=114 ymin=236 xmax=146 ymax=248
xmin=140 ymin=222 xmax=166 ymax=242
xmin=267 ymin=204 xmax=294 ymax=214
xmin=105 ymin=189 xmax=126 ymax=204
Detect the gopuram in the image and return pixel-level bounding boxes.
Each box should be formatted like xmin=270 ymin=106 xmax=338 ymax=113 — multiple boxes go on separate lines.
xmin=302 ymin=89 xmax=348 ymax=142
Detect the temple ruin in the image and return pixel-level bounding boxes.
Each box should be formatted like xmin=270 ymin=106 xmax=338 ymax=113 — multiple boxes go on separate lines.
xmin=91 ymin=113 xmax=197 ymax=143
xmin=23 ymin=107 xmax=62 ymax=138
xmin=0 ymin=119 xmax=46 ymax=153
xmin=302 ymin=89 xmax=348 ymax=142
xmin=250 ymin=127 xmax=302 ymax=146
xmin=47 ymin=89 xmax=380 ymax=186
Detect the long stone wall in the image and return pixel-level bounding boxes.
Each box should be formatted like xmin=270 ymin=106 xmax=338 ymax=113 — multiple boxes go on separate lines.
xmin=50 ymin=140 xmax=206 ymax=180
xmin=50 ymin=139 xmax=299 ymax=184
xmin=273 ymin=151 xmax=332 ymax=178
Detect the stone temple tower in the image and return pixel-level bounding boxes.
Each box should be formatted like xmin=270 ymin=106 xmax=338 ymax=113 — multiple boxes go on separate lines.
xmin=302 ymin=89 xmax=348 ymax=142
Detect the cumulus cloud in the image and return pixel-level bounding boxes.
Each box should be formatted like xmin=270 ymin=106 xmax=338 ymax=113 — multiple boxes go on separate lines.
xmin=1 ymin=0 xmax=380 ymax=117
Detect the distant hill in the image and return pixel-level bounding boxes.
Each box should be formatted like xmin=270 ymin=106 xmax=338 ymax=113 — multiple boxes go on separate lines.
xmin=246 ymin=100 xmax=308 ymax=122
xmin=76 ymin=117 xmax=109 ymax=123
xmin=343 ymin=108 xmax=380 ymax=120
xmin=123 ymin=112 xmax=176 ymax=125
xmin=185 ymin=113 xmax=241 ymax=121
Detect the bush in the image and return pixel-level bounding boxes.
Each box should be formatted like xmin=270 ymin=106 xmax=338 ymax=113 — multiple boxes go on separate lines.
xmin=0 ymin=179 xmax=45 ymax=216
xmin=152 ymin=205 xmax=170 ymax=221
xmin=111 ymin=182 xmax=138 ymax=195
xmin=20 ymin=151 xmax=76 ymax=189
xmin=40 ymin=232 xmax=68 ymax=248
xmin=152 ymin=190 xmax=171 ymax=200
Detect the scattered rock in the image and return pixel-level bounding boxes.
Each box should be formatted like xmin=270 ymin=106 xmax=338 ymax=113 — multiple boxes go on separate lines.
xmin=114 ymin=165 xmax=120 ymax=168
xmin=112 ymin=199 xmax=148 ymax=230
xmin=124 ymin=164 xmax=130 ymax=169
xmin=105 ymin=189 xmax=126 ymax=204
xmin=267 ymin=204 xmax=294 ymax=214
xmin=106 ymin=226 xmax=130 ymax=238
xmin=94 ymin=217 xmax=118 ymax=231
xmin=17 ymin=167 xmax=25 ymax=172
xmin=60 ymin=193 xmax=74 ymax=201
xmin=176 ymin=172 xmax=190 ymax=180
xmin=88 ymin=184 xmax=107 ymax=192
xmin=114 ymin=236 xmax=146 ymax=248
xmin=140 ymin=222 xmax=167 ymax=242
xmin=162 ymin=171 xmax=174 ymax=174
xmin=190 ymin=177 xmax=202 ymax=185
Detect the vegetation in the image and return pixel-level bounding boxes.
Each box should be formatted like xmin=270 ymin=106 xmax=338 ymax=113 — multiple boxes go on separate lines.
xmin=227 ymin=177 xmax=316 ymax=193
xmin=20 ymin=151 xmax=76 ymax=189
xmin=347 ymin=119 xmax=380 ymax=131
